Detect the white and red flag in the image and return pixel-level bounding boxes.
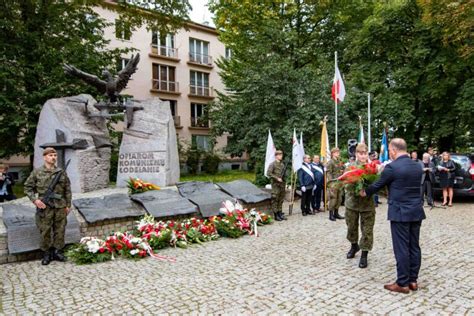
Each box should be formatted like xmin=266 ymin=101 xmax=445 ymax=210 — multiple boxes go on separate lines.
xmin=331 ymin=61 xmax=346 ymax=104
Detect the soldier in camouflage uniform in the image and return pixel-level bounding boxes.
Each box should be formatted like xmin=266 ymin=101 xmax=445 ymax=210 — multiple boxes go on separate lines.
xmin=326 ymin=147 xmax=345 ymax=221
xmin=267 ymin=150 xmax=287 ymax=221
xmin=24 ymin=147 xmax=72 ymax=265
xmin=344 ymin=143 xmax=376 ymax=268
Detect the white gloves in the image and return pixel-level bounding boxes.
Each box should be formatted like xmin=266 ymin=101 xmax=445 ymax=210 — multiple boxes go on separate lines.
xmin=301 ymin=186 xmax=306 ymax=192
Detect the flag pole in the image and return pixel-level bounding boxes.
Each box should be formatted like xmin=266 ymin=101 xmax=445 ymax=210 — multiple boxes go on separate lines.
xmin=335 ymin=51 xmax=338 ymax=148
xmin=368 ymin=93 xmax=371 ymax=152
xmin=289 ymin=170 xmax=294 ymax=215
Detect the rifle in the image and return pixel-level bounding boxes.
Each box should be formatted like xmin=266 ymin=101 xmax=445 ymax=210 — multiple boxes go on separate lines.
xmin=280 ymin=158 xmax=290 ymax=182
xmin=39 ymin=159 xmax=71 ymax=209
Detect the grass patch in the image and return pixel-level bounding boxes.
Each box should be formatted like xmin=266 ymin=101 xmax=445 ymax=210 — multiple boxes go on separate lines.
xmin=180 ymin=170 xmax=256 ymax=183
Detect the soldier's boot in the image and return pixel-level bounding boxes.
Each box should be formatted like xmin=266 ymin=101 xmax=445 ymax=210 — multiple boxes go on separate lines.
xmin=273 ymin=212 xmax=283 ymax=221
xmin=334 ymin=210 xmax=345 ymax=220
xmin=278 ymin=211 xmax=288 ymax=220
xmin=346 ymin=243 xmax=360 ymax=259
xmin=41 ymin=251 xmax=51 ymax=265
xmin=51 ymin=248 xmax=66 ymax=262
xmin=359 ymin=251 xmax=368 ymax=268
xmin=329 ymin=211 xmax=336 ymax=221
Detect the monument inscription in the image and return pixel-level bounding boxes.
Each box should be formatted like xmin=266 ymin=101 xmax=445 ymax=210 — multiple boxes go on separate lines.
xmin=118 ymin=151 xmax=166 ymax=174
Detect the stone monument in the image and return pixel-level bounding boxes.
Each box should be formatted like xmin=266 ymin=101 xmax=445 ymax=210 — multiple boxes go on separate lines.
xmin=33 ymin=94 xmax=111 ymax=193
xmin=116 ymin=99 xmax=180 ymax=187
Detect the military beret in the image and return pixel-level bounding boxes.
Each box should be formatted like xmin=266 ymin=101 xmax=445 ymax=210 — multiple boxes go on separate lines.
xmin=43 ymin=147 xmax=57 ymax=156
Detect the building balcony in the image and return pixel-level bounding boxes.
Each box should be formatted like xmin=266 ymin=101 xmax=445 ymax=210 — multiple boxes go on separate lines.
xmin=188 ymin=52 xmax=213 ymax=68
xmin=149 ymin=45 xmax=179 ymax=61
xmin=151 ymin=80 xmax=180 ymax=95
xmin=189 ymin=85 xmax=214 ymax=99
xmin=190 ymin=117 xmax=210 ymax=128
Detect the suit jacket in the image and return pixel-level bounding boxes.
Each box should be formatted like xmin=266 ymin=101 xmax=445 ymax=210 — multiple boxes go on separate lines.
xmin=311 ymin=162 xmax=324 ymax=186
xmin=298 ymin=163 xmax=315 ymax=188
xmin=421 ymin=161 xmax=435 ymax=183
xmin=365 ymin=155 xmax=426 ymax=222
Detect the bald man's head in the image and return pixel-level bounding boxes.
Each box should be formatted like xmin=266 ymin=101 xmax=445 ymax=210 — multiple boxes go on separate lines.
xmin=390 ymin=138 xmax=407 ymax=152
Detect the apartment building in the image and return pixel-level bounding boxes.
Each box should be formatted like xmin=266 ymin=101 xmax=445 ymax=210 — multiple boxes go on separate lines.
xmin=98 ymin=6 xmax=229 ymax=153
xmin=2 ymin=7 xmax=246 ymax=179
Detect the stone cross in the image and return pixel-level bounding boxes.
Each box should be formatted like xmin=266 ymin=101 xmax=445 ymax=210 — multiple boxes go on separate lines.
xmin=40 ymin=129 xmax=88 ymax=168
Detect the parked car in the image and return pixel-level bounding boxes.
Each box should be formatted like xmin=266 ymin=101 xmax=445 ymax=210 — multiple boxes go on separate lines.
xmin=433 ymin=153 xmax=474 ymax=197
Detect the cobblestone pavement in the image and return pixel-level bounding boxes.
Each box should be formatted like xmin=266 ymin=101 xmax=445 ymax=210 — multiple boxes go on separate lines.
xmin=1 ymin=197 xmax=473 ymax=315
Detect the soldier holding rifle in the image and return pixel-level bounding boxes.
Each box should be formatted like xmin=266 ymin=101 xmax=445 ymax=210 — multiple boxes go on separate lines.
xmin=24 ymin=148 xmax=72 ymax=265
xmin=267 ymin=150 xmax=288 ymax=221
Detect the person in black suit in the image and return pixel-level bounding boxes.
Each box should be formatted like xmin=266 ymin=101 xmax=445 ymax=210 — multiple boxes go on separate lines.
xmin=0 ymin=163 xmax=16 ymax=202
xmin=298 ymin=155 xmax=315 ymax=216
xmin=361 ymin=138 xmax=426 ymax=294
xmin=421 ymin=153 xmax=435 ymax=207
xmin=311 ymin=155 xmax=325 ymax=213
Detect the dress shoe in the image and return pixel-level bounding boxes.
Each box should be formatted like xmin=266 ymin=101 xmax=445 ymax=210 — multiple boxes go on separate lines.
xmin=41 ymin=251 xmax=51 ymax=265
xmin=384 ymin=283 xmax=410 ymax=294
xmin=52 ymin=248 xmax=66 ymax=262
xmin=346 ymin=243 xmax=360 ymax=259
xmin=329 ymin=211 xmax=336 ymax=221
xmin=359 ymin=251 xmax=368 ymax=268
xmin=302 ymin=211 xmax=308 ymax=216
xmin=409 ymin=282 xmax=418 ymax=291
xmin=334 ymin=210 xmax=345 ymax=220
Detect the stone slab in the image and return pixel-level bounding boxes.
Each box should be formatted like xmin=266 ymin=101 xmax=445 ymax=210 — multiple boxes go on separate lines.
xmin=116 ymin=99 xmax=179 ymax=188
xmin=2 ymin=204 xmax=81 ymax=254
xmin=73 ymin=193 xmax=145 ymax=224
xmin=216 ymin=180 xmax=271 ymax=204
xmin=33 ymin=94 xmax=111 ymax=193
xmin=176 ymin=181 xmax=233 ymax=217
xmin=130 ymin=190 xmax=198 ymax=218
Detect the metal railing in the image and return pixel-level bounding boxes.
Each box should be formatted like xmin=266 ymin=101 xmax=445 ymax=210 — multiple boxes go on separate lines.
xmin=150 ymin=44 xmax=178 ymax=58
xmin=152 ymin=79 xmax=179 ymax=92
xmin=189 ymin=52 xmax=213 ymax=66
xmin=189 ymin=85 xmax=213 ymax=97
xmin=190 ymin=116 xmax=209 ymax=128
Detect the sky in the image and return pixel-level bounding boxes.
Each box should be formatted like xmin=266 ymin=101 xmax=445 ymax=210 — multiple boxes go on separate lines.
xmin=188 ymin=0 xmax=215 ymax=26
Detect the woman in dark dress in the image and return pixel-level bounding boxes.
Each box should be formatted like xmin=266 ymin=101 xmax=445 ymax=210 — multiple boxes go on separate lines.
xmin=438 ymin=152 xmax=456 ymax=206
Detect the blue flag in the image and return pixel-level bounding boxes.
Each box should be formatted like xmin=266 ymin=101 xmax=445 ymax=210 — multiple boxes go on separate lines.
xmin=380 ymin=129 xmax=389 ymax=163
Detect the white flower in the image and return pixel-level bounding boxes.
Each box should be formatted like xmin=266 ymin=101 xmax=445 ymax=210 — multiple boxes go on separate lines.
xmin=131 ymin=237 xmax=141 ymax=244
xmin=130 ymin=249 xmax=139 ymax=255
xmin=86 ymin=240 xmax=101 ymax=253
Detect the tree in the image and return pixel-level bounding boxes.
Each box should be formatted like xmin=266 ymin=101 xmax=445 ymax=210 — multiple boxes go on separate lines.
xmin=0 ymin=0 xmax=190 ymax=159
xmin=208 ymin=1 xmax=372 ymax=183
xmin=346 ymin=0 xmax=473 ymax=152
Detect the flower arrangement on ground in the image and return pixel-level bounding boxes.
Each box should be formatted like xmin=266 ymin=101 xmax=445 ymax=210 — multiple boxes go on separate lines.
xmin=126 ymin=177 xmax=160 ymax=194
xmin=336 ymin=161 xmax=382 ymax=194
xmin=66 ymin=202 xmax=273 ymax=265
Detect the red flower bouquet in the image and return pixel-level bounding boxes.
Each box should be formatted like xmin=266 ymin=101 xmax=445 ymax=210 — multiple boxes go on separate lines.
xmin=337 ymin=161 xmax=381 ymax=193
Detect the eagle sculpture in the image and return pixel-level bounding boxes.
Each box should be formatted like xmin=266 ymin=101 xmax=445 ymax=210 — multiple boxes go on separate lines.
xmin=63 ymin=54 xmax=140 ymax=103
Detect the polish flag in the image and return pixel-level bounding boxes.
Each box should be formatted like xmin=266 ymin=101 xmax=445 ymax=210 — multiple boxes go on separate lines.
xmin=331 ymin=63 xmax=346 ymax=104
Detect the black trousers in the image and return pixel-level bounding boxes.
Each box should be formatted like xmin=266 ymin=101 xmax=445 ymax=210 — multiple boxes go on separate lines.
xmin=390 ymin=221 xmax=422 ymax=287
xmin=311 ymin=185 xmax=322 ymax=210
xmin=421 ymin=181 xmax=433 ymax=205
xmin=300 ymin=187 xmax=313 ymax=214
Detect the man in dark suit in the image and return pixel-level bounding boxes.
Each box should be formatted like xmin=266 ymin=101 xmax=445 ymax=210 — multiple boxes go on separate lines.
xmin=311 ymin=155 xmax=325 ymax=213
xmin=421 ymin=153 xmax=435 ymax=206
xmin=298 ymin=155 xmax=315 ymax=216
xmin=361 ymin=138 xmax=426 ymax=294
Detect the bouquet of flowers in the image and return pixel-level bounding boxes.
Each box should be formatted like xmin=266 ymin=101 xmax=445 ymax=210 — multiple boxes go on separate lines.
xmin=65 ymin=237 xmax=112 ymax=264
xmin=126 ymin=177 xmax=160 ymax=194
xmin=336 ymin=161 xmax=381 ymax=194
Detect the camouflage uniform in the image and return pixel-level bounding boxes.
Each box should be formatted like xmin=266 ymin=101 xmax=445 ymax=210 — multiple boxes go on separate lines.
xmin=327 ymin=158 xmax=345 ymax=211
xmin=344 ymin=162 xmax=376 ymax=251
xmin=267 ymin=160 xmax=286 ymax=213
xmin=24 ymin=165 xmax=72 ymax=251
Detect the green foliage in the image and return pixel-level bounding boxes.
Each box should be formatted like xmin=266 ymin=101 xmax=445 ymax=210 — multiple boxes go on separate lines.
xmin=201 ymin=152 xmax=221 ymax=174
xmin=185 ymin=146 xmax=203 ymax=175
xmin=0 ymin=0 xmax=190 ymax=159
xmin=209 ymin=0 xmax=473 ymax=163
xmin=65 ymin=244 xmax=112 ymax=265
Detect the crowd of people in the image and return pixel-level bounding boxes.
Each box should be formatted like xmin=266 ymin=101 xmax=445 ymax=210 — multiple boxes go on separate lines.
xmin=267 ymin=139 xmax=459 ymax=293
